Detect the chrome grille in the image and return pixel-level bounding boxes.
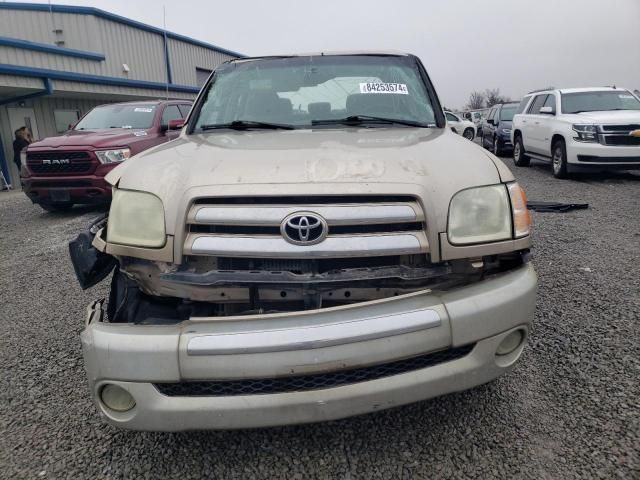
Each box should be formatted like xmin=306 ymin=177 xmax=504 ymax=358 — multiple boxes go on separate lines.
xmin=600 ymin=124 xmax=640 ymax=132
xmin=184 ymin=196 xmax=428 ymax=259
xmin=598 ymin=125 xmax=640 ymax=147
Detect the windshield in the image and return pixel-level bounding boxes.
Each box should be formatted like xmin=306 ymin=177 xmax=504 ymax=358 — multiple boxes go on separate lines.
xmin=74 ymin=105 xmax=156 ymax=130
xmin=193 ymin=55 xmax=437 ymax=130
xmin=499 ymin=105 xmax=518 ymax=121
xmin=561 ymin=91 xmax=640 ymax=114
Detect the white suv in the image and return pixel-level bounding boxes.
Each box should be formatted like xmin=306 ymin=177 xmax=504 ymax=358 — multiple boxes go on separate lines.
xmin=511 ymin=87 xmax=640 ymax=178
xmin=444 ymin=111 xmax=476 ymax=140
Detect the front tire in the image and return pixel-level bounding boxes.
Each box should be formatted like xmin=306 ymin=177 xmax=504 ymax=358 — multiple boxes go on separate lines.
xmin=492 ymin=136 xmax=502 ymax=156
xmin=463 ymin=128 xmax=474 ymax=141
xmin=552 ymin=139 xmax=569 ymax=179
xmin=513 ymin=135 xmax=530 ymax=167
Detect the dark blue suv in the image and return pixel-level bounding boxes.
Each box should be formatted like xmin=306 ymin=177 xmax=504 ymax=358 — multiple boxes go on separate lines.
xmin=481 ymin=102 xmax=519 ymax=156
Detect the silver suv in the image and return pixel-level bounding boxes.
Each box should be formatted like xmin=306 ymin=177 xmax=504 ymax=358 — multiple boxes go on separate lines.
xmin=70 ymin=52 xmax=537 ymax=431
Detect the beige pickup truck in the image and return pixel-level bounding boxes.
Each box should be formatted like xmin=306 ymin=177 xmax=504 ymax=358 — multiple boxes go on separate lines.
xmin=70 ymin=51 xmax=537 ymax=431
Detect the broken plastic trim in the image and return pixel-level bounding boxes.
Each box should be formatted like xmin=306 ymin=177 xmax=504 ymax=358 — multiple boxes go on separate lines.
xmin=68 ymin=214 xmax=117 ymax=290
xmin=159 ymin=264 xmax=452 ymax=287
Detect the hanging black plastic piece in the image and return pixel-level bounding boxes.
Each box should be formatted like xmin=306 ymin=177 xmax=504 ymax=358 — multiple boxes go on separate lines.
xmin=527 ymin=201 xmax=589 ymax=213
xmin=68 ymin=215 xmax=117 ymax=290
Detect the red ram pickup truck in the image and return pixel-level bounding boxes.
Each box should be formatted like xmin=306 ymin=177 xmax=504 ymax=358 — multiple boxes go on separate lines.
xmin=21 ymin=100 xmax=192 ymax=212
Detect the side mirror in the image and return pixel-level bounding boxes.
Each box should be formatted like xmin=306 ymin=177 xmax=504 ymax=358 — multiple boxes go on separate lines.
xmin=168 ymin=118 xmax=185 ymax=131
xmin=539 ymin=106 xmax=554 ymax=115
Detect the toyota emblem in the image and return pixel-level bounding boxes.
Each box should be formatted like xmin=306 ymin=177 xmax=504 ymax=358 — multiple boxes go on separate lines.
xmin=281 ymin=212 xmax=328 ymax=245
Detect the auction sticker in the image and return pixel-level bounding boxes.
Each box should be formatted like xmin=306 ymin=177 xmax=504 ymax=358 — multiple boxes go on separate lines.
xmin=359 ymin=82 xmax=408 ymax=94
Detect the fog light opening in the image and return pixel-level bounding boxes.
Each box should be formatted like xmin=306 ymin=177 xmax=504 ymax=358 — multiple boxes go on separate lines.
xmin=496 ymin=329 xmax=525 ymax=356
xmin=100 ymin=384 xmax=136 ymax=412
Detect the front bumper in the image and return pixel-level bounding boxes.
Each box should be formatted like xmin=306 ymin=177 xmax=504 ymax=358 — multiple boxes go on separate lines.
xmin=81 ymin=263 xmax=537 ymax=431
xmin=21 ymin=174 xmax=112 ymax=205
xmin=567 ymin=142 xmax=640 ymax=169
xmin=498 ymin=133 xmax=513 ymax=150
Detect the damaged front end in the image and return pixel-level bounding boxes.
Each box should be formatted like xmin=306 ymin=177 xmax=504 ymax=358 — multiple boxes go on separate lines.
xmin=68 ymin=215 xmax=116 ymax=290
xmin=69 ymin=217 xmax=528 ymax=325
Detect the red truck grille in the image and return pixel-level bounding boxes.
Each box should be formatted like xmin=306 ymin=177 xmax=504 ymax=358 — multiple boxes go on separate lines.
xmin=27 ymin=151 xmax=93 ymax=175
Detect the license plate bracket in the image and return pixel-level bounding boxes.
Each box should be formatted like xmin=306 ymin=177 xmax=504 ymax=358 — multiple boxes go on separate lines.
xmin=50 ymin=190 xmax=71 ymax=202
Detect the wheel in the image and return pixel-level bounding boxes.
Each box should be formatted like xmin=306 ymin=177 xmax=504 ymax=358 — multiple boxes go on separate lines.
xmin=40 ymin=202 xmax=74 ymax=212
xmin=492 ymin=136 xmax=502 ymax=156
xmin=552 ymin=139 xmax=569 ymax=179
xmin=463 ymin=128 xmax=474 ymax=141
xmin=513 ymin=135 xmax=530 ymax=167
xmin=482 ymin=132 xmax=489 ymax=149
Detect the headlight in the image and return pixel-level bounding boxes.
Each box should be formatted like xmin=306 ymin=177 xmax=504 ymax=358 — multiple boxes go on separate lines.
xmin=500 ymin=128 xmax=512 ymax=134
xmin=20 ymin=151 xmax=27 ymax=167
xmin=572 ymin=124 xmax=597 ymax=142
xmin=107 ymin=189 xmax=165 ymax=248
xmin=448 ymin=185 xmax=512 ymax=245
xmin=95 ymin=148 xmax=131 ymax=164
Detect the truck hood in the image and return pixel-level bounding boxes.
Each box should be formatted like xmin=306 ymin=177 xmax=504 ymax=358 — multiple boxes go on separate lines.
xmin=563 ymin=110 xmax=640 ymax=124
xmin=109 ymin=127 xmax=507 ymax=234
xmin=28 ymin=128 xmax=153 ymax=149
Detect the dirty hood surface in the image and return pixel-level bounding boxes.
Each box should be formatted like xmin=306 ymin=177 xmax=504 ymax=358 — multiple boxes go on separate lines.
xmin=109 ymin=127 xmax=505 ymax=233
xmin=28 ymin=128 xmax=151 ymax=149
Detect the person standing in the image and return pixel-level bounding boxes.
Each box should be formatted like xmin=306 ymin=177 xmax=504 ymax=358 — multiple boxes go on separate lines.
xmin=12 ymin=127 xmax=31 ymax=172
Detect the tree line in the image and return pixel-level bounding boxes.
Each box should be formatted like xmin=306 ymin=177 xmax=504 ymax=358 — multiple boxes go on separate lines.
xmin=465 ymin=88 xmax=511 ymax=110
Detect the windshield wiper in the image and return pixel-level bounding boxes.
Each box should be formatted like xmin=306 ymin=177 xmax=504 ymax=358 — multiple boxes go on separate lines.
xmin=200 ymin=120 xmax=295 ymax=131
xmin=311 ymin=115 xmax=430 ymax=128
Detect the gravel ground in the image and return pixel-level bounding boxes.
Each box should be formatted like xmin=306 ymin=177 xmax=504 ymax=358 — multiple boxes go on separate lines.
xmin=1 ymin=159 xmax=639 ymax=479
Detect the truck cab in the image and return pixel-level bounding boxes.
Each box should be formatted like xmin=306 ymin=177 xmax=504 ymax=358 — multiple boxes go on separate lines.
xmin=70 ymin=52 xmax=537 ymax=431
xmin=21 ymin=100 xmax=191 ymax=211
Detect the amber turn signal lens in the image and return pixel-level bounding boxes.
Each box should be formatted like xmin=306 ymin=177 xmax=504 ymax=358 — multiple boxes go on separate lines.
xmin=507 ymin=183 xmax=532 ymax=238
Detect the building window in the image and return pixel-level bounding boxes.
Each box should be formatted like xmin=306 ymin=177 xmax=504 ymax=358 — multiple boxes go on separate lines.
xmin=54 ymin=110 xmax=80 ymax=133
xmin=196 ymin=67 xmax=212 ymax=87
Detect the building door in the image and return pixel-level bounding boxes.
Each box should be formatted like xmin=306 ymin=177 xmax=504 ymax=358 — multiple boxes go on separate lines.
xmin=8 ymin=107 xmax=40 ymax=140
xmin=6 ymin=108 xmax=40 ymax=187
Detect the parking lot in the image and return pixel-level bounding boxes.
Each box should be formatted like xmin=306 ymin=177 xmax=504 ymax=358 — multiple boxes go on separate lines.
xmin=0 ymin=153 xmax=637 ymax=479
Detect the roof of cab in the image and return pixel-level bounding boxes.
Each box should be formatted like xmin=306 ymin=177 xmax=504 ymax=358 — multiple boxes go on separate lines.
xmin=229 ymin=51 xmax=411 ymax=64
xmin=527 ymin=86 xmax=627 ymax=95
xmin=94 ymin=99 xmax=191 ymax=109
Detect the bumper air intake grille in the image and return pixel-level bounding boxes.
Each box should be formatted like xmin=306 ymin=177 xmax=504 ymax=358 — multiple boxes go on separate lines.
xmin=154 ymin=344 xmax=475 ymax=397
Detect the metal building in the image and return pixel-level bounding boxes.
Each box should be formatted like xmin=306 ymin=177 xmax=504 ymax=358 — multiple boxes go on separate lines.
xmin=0 ymin=2 xmax=242 ymax=188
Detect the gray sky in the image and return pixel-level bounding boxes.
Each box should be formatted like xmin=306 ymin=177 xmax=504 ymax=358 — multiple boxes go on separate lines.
xmin=14 ymin=0 xmax=640 ymax=109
